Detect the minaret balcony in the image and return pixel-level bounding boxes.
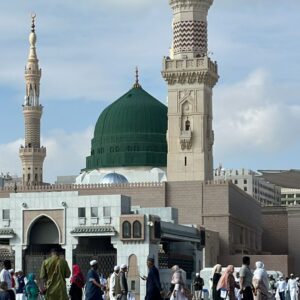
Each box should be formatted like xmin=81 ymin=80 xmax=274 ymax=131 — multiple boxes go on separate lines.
xmin=162 ymin=56 xmax=218 ymax=87
xmin=162 ymin=56 xmax=218 ymax=74
xmin=25 ymin=69 xmax=41 ymax=76
xmin=19 ymin=147 xmax=46 ymax=155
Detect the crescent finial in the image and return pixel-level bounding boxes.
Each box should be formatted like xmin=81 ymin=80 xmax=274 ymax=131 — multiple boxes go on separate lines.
xmin=31 ymin=13 xmax=36 ymax=33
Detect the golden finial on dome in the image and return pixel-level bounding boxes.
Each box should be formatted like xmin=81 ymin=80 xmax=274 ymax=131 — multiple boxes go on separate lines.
xmin=133 ymin=66 xmax=141 ymax=88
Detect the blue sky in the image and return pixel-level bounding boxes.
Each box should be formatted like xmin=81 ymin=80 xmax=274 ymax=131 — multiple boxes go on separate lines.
xmin=0 ymin=0 xmax=299 ymax=182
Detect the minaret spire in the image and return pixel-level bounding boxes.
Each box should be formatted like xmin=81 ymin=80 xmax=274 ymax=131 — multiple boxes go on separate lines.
xmin=19 ymin=14 xmax=46 ymax=186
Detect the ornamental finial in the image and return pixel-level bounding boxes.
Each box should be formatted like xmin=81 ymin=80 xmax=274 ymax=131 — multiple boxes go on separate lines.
xmin=133 ymin=66 xmax=141 ymax=88
xmin=31 ymin=13 xmax=36 ymax=33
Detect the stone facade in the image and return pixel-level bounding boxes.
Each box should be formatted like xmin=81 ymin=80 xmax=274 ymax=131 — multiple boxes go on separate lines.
xmin=0 ymin=180 xmax=263 ymax=262
xmin=162 ymin=0 xmax=218 ymax=182
xmin=0 ymin=190 xmax=202 ymax=299
xmin=219 ymin=255 xmax=290 ymax=277
xmin=262 ymin=206 xmax=300 ymax=274
xmin=281 ymin=188 xmax=300 ymax=206
xmin=214 ymin=168 xmax=281 ymax=206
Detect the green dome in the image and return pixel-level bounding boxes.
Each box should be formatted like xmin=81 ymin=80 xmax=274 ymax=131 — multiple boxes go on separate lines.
xmin=86 ymin=85 xmax=167 ymax=169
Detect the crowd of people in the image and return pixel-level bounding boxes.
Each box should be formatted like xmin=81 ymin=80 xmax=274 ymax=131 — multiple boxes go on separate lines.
xmin=1 ymin=251 xmax=299 ymax=300
xmin=210 ymin=256 xmax=300 ymax=300
xmin=0 ymin=249 xmax=194 ymax=300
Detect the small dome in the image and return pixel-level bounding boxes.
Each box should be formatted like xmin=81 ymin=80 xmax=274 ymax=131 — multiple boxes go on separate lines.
xmin=101 ymin=173 xmax=129 ymax=184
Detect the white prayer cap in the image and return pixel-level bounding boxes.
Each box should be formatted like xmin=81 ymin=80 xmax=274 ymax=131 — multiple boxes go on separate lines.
xmin=120 ymin=264 xmax=127 ymax=269
xmin=114 ymin=266 xmax=120 ymax=271
xmin=196 ymin=273 xmax=200 ymax=276
xmin=90 ymin=260 xmax=98 ymax=266
xmin=9 ymin=269 xmax=14 ymax=273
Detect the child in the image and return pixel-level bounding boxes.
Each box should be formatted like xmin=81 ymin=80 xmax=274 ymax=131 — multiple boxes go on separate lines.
xmin=16 ymin=271 xmax=26 ymax=300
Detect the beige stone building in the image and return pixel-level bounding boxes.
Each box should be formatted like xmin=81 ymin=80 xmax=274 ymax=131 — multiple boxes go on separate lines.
xmin=1 ymin=0 xmax=300 ymax=287
xmin=214 ymin=168 xmax=281 ymax=206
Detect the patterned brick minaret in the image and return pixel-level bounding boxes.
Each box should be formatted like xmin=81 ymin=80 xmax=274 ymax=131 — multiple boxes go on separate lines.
xmin=162 ymin=0 xmax=219 ymax=182
xmin=19 ymin=15 xmax=46 ymax=186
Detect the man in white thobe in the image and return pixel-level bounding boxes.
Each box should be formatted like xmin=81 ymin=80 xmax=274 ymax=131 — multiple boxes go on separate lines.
xmin=110 ymin=265 xmax=121 ymax=300
xmin=288 ymin=274 xmax=298 ymax=300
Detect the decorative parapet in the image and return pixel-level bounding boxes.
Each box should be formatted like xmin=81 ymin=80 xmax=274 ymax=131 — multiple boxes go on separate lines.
xmin=205 ymin=179 xmax=229 ymax=185
xmin=161 ymin=56 xmax=218 ymax=87
xmin=0 ymin=228 xmax=15 ymax=238
xmin=0 ymin=181 xmax=165 ymax=195
xmin=169 ymin=0 xmax=214 ymax=11
xmin=19 ymin=147 xmax=46 ymax=154
xmin=25 ymin=68 xmax=41 ymax=76
xmin=22 ymin=105 xmax=43 ymax=111
xmin=70 ymin=226 xmax=116 ymax=236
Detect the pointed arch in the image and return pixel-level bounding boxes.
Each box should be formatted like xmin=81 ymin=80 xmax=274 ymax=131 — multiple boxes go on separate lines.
xmin=25 ymin=214 xmax=62 ymax=245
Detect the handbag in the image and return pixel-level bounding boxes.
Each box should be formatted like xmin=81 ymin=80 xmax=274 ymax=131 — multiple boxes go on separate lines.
xmin=220 ymin=288 xmax=228 ymax=299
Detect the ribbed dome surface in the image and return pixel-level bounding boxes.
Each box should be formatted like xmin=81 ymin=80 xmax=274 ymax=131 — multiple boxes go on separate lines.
xmin=86 ymin=85 xmax=167 ymax=169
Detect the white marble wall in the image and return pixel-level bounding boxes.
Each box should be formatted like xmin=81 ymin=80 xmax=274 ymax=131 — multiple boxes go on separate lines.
xmin=0 ymin=191 xmax=167 ymax=298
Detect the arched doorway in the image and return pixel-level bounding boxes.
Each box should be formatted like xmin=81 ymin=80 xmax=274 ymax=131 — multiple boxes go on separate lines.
xmin=127 ymin=254 xmax=140 ymax=300
xmin=24 ymin=216 xmax=64 ymax=275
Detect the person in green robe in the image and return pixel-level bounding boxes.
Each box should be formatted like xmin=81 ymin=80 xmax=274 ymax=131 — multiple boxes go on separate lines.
xmin=39 ymin=248 xmax=71 ymax=300
xmin=25 ymin=273 xmax=39 ymax=300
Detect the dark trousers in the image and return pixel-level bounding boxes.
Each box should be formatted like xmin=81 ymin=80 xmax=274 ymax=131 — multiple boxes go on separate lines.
xmin=8 ymin=289 xmax=16 ymax=300
xmin=242 ymin=286 xmax=254 ymax=300
xmin=279 ymin=292 xmax=285 ymax=300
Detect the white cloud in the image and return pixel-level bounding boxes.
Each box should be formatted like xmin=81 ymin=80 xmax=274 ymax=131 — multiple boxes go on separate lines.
xmin=0 ymin=128 xmax=93 ymax=183
xmin=214 ymin=69 xmax=300 ymax=166
xmin=42 ymin=127 xmax=93 ymax=182
xmin=0 ymin=139 xmax=23 ymax=176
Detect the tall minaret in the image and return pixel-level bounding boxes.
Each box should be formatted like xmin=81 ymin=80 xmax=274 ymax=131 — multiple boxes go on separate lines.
xmin=162 ymin=0 xmax=219 ymax=182
xmin=19 ymin=15 xmax=46 ymax=186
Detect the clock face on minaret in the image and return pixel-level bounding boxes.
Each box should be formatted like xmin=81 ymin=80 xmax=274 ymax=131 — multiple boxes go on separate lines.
xmin=162 ymin=0 xmax=219 ymax=182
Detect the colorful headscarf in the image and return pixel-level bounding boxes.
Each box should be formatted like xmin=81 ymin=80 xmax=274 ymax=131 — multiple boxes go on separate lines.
xmin=70 ymin=265 xmax=85 ymax=288
xmin=25 ymin=273 xmax=39 ymax=296
xmin=217 ymin=265 xmax=234 ymax=291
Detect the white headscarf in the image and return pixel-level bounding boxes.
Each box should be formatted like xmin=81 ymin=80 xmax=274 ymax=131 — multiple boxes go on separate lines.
xmin=253 ymin=261 xmax=269 ymax=289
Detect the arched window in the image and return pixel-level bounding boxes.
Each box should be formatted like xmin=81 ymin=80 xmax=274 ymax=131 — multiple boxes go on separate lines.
xmin=185 ymin=119 xmax=190 ymax=131
xmin=122 ymin=221 xmax=131 ymax=238
xmin=133 ymin=221 xmax=142 ymax=238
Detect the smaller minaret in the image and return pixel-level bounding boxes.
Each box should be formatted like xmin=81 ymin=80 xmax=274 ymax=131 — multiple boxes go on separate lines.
xmin=19 ymin=14 xmax=46 ymax=186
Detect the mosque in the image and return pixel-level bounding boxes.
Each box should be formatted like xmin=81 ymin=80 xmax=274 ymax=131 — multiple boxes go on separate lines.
xmin=1 ymin=0 xmax=300 ymax=298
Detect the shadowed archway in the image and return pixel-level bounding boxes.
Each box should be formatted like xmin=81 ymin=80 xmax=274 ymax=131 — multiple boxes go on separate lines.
xmin=24 ymin=216 xmax=64 ymax=275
